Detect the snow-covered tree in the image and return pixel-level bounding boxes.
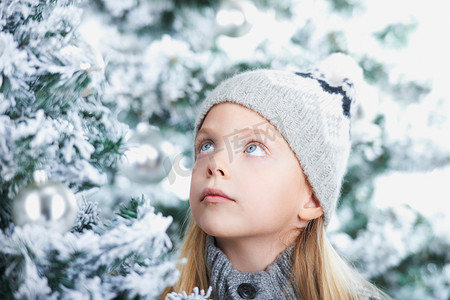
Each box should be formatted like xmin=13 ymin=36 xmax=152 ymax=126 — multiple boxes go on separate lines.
xmin=0 ymin=1 xmax=178 ymax=298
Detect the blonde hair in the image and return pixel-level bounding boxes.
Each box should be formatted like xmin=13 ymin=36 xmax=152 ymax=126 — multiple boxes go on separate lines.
xmin=162 ymin=216 xmax=389 ymax=300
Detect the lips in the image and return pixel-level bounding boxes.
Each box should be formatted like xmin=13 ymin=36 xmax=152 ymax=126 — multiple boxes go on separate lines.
xmin=201 ymin=187 xmax=234 ymax=203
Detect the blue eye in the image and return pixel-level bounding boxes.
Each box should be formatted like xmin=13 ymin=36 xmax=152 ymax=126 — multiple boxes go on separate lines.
xmin=245 ymin=144 xmax=266 ymax=156
xmin=200 ymin=141 xmax=214 ymax=153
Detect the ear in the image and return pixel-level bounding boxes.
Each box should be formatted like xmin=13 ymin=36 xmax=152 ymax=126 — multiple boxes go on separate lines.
xmin=298 ymin=194 xmax=324 ymax=223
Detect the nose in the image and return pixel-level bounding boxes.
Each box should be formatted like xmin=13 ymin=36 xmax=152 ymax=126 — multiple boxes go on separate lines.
xmin=206 ymin=151 xmax=230 ymax=178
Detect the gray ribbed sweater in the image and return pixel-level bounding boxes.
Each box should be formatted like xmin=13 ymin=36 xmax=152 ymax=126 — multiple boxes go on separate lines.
xmin=205 ymin=235 xmax=300 ymax=300
xmin=204 ymin=236 xmax=383 ymax=300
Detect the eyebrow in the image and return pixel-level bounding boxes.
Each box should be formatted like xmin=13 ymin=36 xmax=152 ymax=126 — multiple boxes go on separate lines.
xmin=196 ymin=126 xmax=283 ymax=144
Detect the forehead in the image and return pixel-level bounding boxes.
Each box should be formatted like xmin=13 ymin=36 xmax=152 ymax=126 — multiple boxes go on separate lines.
xmin=200 ymin=102 xmax=269 ymax=131
xmin=196 ymin=102 xmax=286 ymax=145
xmin=202 ymin=102 xmax=265 ymax=125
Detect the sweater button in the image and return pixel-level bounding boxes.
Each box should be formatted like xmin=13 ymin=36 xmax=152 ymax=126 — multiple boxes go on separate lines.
xmin=237 ymin=283 xmax=256 ymax=299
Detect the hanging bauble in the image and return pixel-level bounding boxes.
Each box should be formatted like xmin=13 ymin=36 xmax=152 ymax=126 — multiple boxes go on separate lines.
xmin=119 ymin=123 xmax=174 ymax=184
xmin=215 ymin=0 xmax=257 ymax=37
xmin=12 ymin=170 xmax=78 ymax=233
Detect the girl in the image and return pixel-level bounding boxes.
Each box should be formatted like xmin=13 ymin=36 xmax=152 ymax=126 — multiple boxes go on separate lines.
xmin=164 ymin=54 xmax=389 ymax=300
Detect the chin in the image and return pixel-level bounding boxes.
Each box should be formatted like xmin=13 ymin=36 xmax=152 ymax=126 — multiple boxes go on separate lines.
xmin=203 ymin=228 xmax=235 ymax=238
xmin=195 ymin=219 xmax=236 ymax=238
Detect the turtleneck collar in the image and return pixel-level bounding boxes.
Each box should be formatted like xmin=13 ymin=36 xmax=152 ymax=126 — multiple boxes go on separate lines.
xmin=204 ymin=235 xmax=300 ymax=299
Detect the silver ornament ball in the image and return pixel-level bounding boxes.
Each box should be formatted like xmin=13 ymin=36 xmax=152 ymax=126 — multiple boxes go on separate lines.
xmin=119 ymin=123 xmax=174 ymax=184
xmin=216 ymin=0 xmax=257 ymax=37
xmin=12 ymin=171 xmax=78 ymax=233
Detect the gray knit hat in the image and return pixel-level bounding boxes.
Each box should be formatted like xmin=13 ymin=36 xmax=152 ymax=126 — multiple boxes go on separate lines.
xmin=193 ymin=53 xmax=364 ymax=225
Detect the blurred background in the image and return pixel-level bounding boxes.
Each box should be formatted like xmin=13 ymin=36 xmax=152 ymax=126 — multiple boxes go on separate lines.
xmin=1 ymin=0 xmax=449 ymax=299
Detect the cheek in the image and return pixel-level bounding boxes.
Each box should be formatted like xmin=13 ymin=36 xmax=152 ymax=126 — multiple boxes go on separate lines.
xmin=237 ymin=171 xmax=281 ymax=210
xmin=242 ymin=166 xmax=285 ymax=192
xmin=189 ymin=165 xmax=202 ymax=207
xmin=189 ymin=189 xmax=202 ymax=226
xmin=241 ymin=167 xmax=303 ymax=211
xmin=190 ymin=159 xmax=206 ymax=188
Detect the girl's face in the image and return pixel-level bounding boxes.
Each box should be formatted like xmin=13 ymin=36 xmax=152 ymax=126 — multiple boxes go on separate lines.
xmin=190 ymin=102 xmax=313 ymax=241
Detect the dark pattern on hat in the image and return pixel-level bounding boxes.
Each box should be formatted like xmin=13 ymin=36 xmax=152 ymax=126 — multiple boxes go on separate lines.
xmin=294 ymin=72 xmax=353 ymax=118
